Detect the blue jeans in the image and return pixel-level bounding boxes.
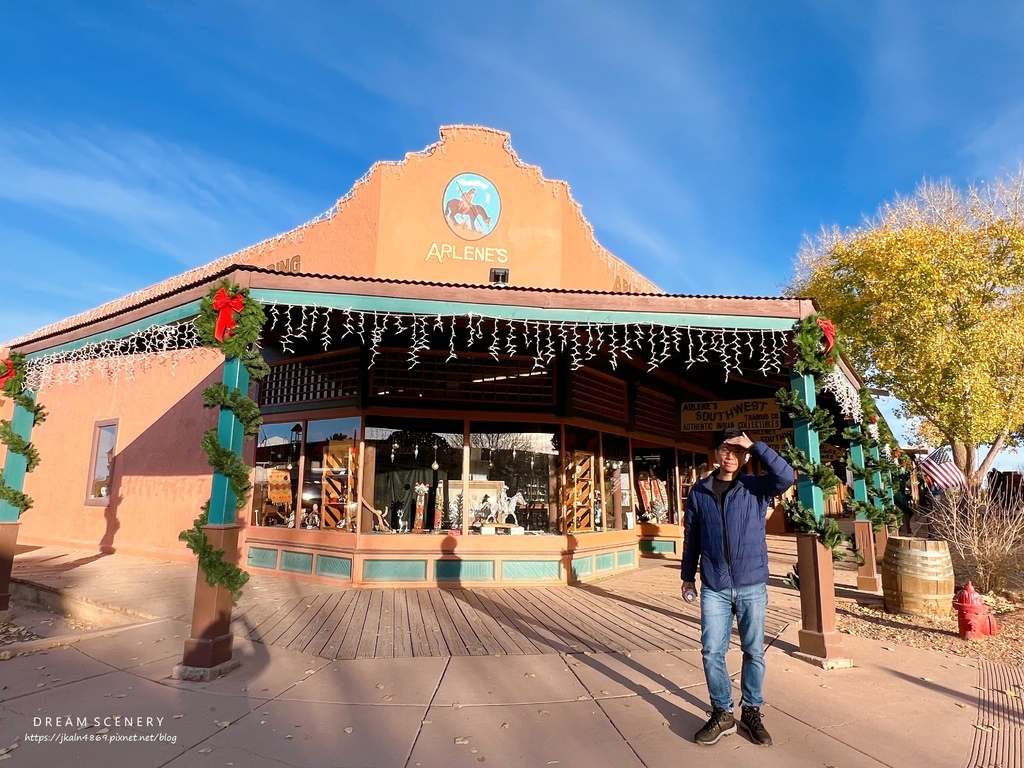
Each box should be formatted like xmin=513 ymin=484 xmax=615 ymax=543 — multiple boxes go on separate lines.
xmin=699 ymin=582 xmax=768 ymax=710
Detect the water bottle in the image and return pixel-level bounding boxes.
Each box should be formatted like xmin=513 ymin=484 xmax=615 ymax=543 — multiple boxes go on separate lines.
xmin=684 ymin=586 xmax=698 ymax=603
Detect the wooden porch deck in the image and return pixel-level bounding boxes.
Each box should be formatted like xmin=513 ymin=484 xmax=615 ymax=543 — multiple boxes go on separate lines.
xmin=229 ymin=559 xmax=803 ymax=660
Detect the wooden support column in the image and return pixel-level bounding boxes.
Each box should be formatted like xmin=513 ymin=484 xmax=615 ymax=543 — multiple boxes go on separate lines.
xmin=175 ymin=358 xmax=249 ymax=680
xmin=791 ymin=370 xmax=848 ymax=666
xmin=848 ymin=423 xmax=881 ymax=592
xmin=0 ymin=397 xmax=36 ymax=621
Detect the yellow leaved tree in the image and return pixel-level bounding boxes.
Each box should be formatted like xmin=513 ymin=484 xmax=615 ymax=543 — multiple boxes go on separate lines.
xmin=789 ymin=173 xmax=1024 ymax=484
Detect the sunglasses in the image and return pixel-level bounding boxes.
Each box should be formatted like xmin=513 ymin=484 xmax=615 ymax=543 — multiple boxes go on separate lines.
xmin=717 ymin=445 xmax=748 ymax=457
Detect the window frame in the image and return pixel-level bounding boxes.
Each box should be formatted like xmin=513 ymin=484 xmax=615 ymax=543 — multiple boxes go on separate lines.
xmin=85 ymin=419 xmax=119 ymax=507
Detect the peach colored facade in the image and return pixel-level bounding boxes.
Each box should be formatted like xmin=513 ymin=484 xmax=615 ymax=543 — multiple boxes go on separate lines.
xmin=3 ymin=126 xmax=811 ymax=580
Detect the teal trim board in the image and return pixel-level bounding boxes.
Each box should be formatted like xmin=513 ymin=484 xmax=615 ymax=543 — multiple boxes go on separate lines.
xmin=25 ymin=301 xmax=202 ymax=359
xmin=571 ymin=556 xmax=593 ymax=580
xmin=247 ymin=547 xmax=279 ymax=569
xmin=435 ymin=559 xmax=495 ymax=581
xmin=280 ymin=550 xmax=314 ymax=574
xmin=315 ymin=555 xmax=353 ymax=579
xmin=364 ymin=559 xmax=428 ymax=582
xmin=250 ymin=290 xmax=796 ymax=331
xmin=617 ymin=549 xmax=637 ymax=568
xmin=502 ymin=560 xmax=561 ymax=581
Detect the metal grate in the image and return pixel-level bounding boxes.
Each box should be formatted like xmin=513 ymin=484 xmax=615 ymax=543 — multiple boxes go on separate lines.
xmin=259 ymin=349 xmax=360 ymax=407
xmin=571 ymin=367 xmax=627 ymax=424
xmin=635 ymin=386 xmax=677 ymax=437
xmin=371 ymin=349 xmax=554 ymax=405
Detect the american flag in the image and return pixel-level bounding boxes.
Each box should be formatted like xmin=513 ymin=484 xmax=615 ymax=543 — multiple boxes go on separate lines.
xmin=918 ymin=446 xmax=967 ymax=490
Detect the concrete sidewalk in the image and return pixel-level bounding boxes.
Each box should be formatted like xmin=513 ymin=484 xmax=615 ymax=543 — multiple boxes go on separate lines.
xmin=0 ymin=549 xmax=1018 ymax=767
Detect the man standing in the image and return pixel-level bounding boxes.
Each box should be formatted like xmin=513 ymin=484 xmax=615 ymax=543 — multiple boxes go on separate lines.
xmin=681 ymin=428 xmax=795 ymax=747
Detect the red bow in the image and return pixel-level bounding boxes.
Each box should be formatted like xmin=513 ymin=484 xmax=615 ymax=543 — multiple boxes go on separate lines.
xmin=0 ymin=358 xmax=15 ymax=387
xmin=816 ymin=317 xmax=836 ymax=353
xmin=212 ymin=288 xmax=244 ymax=342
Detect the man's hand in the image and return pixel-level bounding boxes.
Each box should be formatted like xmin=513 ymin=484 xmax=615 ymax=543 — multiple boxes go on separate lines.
xmin=724 ymin=432 xmax=754 ymax=450
xmin=681 ymin=581 xmax=698 ymax=602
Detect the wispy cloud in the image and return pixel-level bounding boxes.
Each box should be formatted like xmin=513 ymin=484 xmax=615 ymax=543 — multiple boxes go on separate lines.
xmin=0 ymin=123 xmax=318 ymax=266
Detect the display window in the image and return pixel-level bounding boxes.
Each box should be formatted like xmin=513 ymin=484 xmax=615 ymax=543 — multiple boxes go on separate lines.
xmin=364 ymin=417 xmax=463 ymax=534
xmin=632 ymin=444 xmax=678 ymax=524
xmin=301 ymin=417 xmax=361 ymax=531
xmin=252 ymin=422 xmax=303 ymax=527
xmin=601 ymin=433 xmax=630 ymax=531
xmin=468 ymin=422 xmax=559 ymax=535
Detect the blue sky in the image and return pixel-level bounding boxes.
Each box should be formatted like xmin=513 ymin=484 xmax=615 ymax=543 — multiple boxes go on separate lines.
xmin=4 ymin=2 xmax=1024 ymax=451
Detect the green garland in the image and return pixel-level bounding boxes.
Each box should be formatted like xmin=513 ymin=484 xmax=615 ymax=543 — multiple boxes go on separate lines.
xmin=775 ymin=388 xmax=837 ymax=443
xmin=1 ymin=352 xmax=47 ymax=426
xmin=178 ymin=504 xmax=249 ymax=597
xmin=783 ymin=499 xmax=849 ymax=561
xmin=202 ymin=384 xmax=263 ymax=437
xmin=792 ymin=313 xmax=843 ymax=378
xmin=194 ymin=279 xmax=269 ymax=379
xmin=179 ymin=281 xmax=268 ymax=597
xmin=780 ymin=443 xmax=842 ymax=498
xmin=0 ymin=353 xmax=47 ymax=516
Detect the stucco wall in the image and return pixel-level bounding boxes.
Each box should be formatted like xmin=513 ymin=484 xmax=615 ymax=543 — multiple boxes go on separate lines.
xmin=18 ymin=349 xmax=224 ymax=559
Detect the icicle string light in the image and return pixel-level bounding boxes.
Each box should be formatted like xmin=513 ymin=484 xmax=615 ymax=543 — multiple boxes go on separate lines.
xmin=22 ymin=322 xmax=204 ymax=390
xmin=251 ymin=303 xmax=791 ymax=381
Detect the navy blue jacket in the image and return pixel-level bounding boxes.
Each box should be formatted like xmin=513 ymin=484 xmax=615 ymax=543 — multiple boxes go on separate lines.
xmin=681 ymin=442 xmax=795 ymax=591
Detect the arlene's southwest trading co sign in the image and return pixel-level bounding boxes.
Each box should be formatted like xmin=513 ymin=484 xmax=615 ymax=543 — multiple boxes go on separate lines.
xmin=680 ymin=399 xmax=781 ymax=432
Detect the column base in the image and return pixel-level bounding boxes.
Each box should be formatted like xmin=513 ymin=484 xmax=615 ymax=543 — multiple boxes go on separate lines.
xmin=857 ymin=574 xmax=882 ymax=592
xmin=854 ymin=520 xmax=881 ymax=592
xmin=172 ymin=658 xmax=241 ymax=682
xmin=797 ymin=628 xmax=848 ymax=660
xmin=792 ymin=648 xmax=854 ymax=670
xmin=180 ymin=524 xmax=242 ymax=671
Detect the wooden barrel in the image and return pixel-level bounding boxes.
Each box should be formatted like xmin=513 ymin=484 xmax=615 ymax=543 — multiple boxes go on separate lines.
xmin=881 ymin=537 xmax=955 ymax=616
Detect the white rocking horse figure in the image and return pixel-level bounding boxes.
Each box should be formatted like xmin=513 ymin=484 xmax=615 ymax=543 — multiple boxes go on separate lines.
xmin=483 ymin=486 xmax=526 ymax=525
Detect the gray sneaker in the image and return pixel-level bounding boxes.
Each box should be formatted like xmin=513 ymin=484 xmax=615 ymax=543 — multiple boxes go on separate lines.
xmin=740 ymin=706 xmax=773 ymax=746
xmin=694 ymin=707 xmax=736 ymax=746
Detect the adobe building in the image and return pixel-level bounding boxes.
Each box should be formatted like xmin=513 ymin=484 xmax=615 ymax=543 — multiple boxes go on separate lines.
xmin=1 ymin=126 xmax=866 ymax=598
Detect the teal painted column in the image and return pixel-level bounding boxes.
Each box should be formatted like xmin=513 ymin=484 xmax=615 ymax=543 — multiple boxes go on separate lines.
xmin=870 ymin=444 xmax=883 ymax=509
xmin=790 ymin=369 xmax=824 ymax=518
xmin=848 ymin=423 xmax=869 ymax=510
xmin=207 ymin=358 xmax=250 ymax=525
xmin=0 ymin=397 xmax=36 ymax=522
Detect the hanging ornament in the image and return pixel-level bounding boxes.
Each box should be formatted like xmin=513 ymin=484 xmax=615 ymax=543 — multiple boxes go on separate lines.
xmin=211 ymin=287 xmax=244 ymax=342
xmin=391 ymin=442 xmax=397 ymax=463
xmin=431 ymin=443 xmax=439 ymax=471
xmin=414 ymin=444 xmax=419 ymax=459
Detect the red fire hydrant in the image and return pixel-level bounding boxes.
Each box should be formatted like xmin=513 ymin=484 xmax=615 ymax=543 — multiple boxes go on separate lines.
xmin=953 ymin=582 xmax=1001 ymax=640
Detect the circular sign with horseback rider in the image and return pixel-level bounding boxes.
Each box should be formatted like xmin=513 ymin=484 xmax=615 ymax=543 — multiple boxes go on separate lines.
xmin=442 ymin=173 xmax=501 ymax=240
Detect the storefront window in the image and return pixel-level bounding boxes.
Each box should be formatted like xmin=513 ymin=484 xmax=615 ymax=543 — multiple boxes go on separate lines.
xmin=633 ymin=444 xmax=678 ymax=525
xmin=469 ymin=422 xmax=559 ymax=534
xmin=252 ymin=422 xmax=302 ymax=527
xmin=602 ymin=434 xmax=630 ymax=531
xmin=301 ymin=418 xmax=361 ymax=531
xmin=365 ymin=417 xmax=463 ymax=534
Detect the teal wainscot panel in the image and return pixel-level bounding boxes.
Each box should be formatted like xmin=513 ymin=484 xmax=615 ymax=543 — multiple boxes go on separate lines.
xmin=364 ymin=559 xmax=428 ymax=582
xmin=280 ymin=550 xmax=314 ymax=574
xmin=595 ymin=552 xmax=616 ymax=572
xmin=315 ymin=554 xmax=353 ymax=579
xmin=435 ymin=559 xmax=495 ymax=582
xmin=617 ymin=549 xmax=637 ymax=568
xmin=247 ymin=547 xmax=278 ymax=570
xmin=502 ymin=560 xmax=561 ymax=581
xmin=640 ymin=539 xmax=677 ymax=555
